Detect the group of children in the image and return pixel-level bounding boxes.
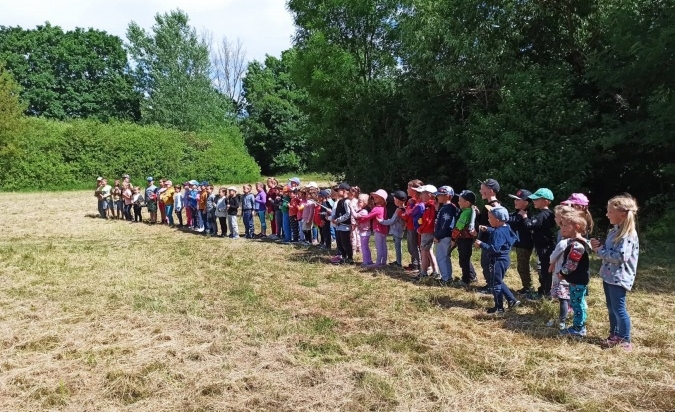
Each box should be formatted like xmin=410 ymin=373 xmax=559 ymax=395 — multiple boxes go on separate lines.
xmin=94 ymin=175 xmax=640 ymax=351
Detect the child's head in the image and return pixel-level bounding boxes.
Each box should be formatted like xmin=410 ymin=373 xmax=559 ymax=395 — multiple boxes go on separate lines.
xmin=255 ymin=182 xmax=265 ymax=192
xmin=289 ymin=177 xmax=301 ymax=188
xmin=561 ymin=210 xmax=588 ymax=239
xmin=357 ymin=193 xmax=370 ymax=208
xmin=487 ymin=206 xmax=509 ymax=227
xmin=174 ymin=185 xmax=182 ymax=192
xmin=337 ymin=183 xmax=350 ymax=198
xmin=133 ymin=186 xmax=139 ymax=193
xmin=123 ymin=182 xmax=129 ymax=189
xmin=434 ymin=186 xmax=454 ymax=205
xmin=562 ymin=193 xmax=590 ymax=211
xmin=392 ymin=190 xmax=407 ymax=207
xmin=554 ymin=204 xmax=576 ymax=226
xmin=228 ymin=186 xmax=237 ymax=196
xmin=289 ymin=188 xmax=298 ymax=198
xmin=318 ymin=190 xmax=329 ymax=201
xmin=114 ymin=179 xmax=120 ymax=186
xmin=207 ymin=185 xmax=213 ymax=193
xmin=349 ymin=186 xmax=360 ymax=199
xmin=407 ymin=179 xmax=423 ymax=198
xmin=607 ymin=194 xmax=638 ymax=241
xmin=219 ymin=187 xmax=227 ymax=196
xmin=508 ymin=189 xmax=532 ymax=211
xmin=479 ymin=178 xmax=500 ymax=200
xmin=414 ymin=185 xmax=436 ymax=202
xmin=371 ymin=189 xmax=388 ymax=206
xmin=458 ymin=190 xmax=476 ymax=209
xmin=528 ymin=188 xmax=554 ymax=209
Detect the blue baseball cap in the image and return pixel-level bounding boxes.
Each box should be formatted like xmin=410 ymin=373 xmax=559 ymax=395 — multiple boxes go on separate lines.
xmin=488 ymin=205 xmax=509 ymax=222
xmin=435 ymin=186 xmax=454 ymax=197
xmin=146 ymin=176 xmax=153 ymax=182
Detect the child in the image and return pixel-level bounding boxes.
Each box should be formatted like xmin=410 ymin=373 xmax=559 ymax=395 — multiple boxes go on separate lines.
xmin=122 ymin=182 xmax=133 ymax=221
xmin=206 ymin=185 xmax=218 ymax=236
xmin=226 ymin=187 xmax=240 ymax=239
xmin=379 ymin=191 xmax=407 ymax=267
xmin=242 ymin=184 xmax=255 ymax=239
xmin=174 ymin=185 xmax=184 ymax=227
xmin=199 ymin=183 xmax=209 ymax=234
xmin=452 ymin=190 xmax=478 ymax=285
xmin=354 ymin=194 xmax=373 ymax=266
xmin=187 ymin=182 xmax=200 ymax=231
xmin=348 ymin=187 xmax=361 ymax=254
xmin=112 ymin=180 xmax=123 ymax=219
xmin=215 ymin=187 xmax=229 ymax=237
xmin=158 ymin=178 xmax=167 ymax=224
xmin=548 ymin=205 xmax=576 ymax=329
xmin=162 ymin=181 xmax=175 ymax=227
xmin=562 ymin=193 xmax=594 ymax=237
xmin=477 ymin=178 xmax=502 ymax=294
xmin=300 ymin=190 xmax=313 ymax=244
xmin=183 ymin=182 xmax=193 ymax=227
xmin=280 ymin=186 xmax=291 ymax=243
xmin=434 ymin=186 xmax=458 ymax=285
xmin=359 ymin=190 xmax=389 ymax=267
xmin=475 ymin=206 xmax=520 ymax=313
xmin=508 ymin=189 xmax=535 ymax=294
xmin=414 ymin=185 xmax=439 ymax=281
xmin=521 ymin=188 xmax=556 ymax=299
xmin=288 ymin=189 xmax=300 ymax=242
xmin=558 ymin=211 xmax=592 ymax=337
xmin=144 ymin=177 xmax=158 ymax=224
xmin=132 ymin=186 xmax=144 ymax=222
xmin=316 ymin=190 xmax=332 ymax=249
xmin=331 ymin=183 xmax=354 ymax=264
xmin=255 ymin=182 xmax=267 ymax=238
xmin=591 ymin=194 xmax=639 ymax=351
xmin=402 ymin=180 xmax=424 ymax=271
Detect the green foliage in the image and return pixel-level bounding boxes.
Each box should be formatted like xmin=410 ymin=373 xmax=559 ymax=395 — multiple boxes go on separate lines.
xmin=0 ymin=118 xmax=259 ymax=191
xmin=0 ymin=63 xmax=25 ymax=157
xmin=241 ymin=50 xmax=312 ymax=174
xmin=0 ymin=23 xmax=139 ymax=121
xmin=126 ymin=9 xmax=231 ymax=132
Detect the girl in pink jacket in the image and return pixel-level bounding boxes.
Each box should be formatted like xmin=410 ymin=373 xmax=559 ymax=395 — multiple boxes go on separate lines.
xmin=358 ymin=190 xmax=389 ymax=267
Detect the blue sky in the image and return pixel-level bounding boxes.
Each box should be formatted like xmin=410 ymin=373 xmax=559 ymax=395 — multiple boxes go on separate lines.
xmin=2 ymin=0 xmax=296 ymax=63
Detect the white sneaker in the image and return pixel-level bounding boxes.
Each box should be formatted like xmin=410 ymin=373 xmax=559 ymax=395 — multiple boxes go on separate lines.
xmin=546 ymin=319 xmax=555 ymax=327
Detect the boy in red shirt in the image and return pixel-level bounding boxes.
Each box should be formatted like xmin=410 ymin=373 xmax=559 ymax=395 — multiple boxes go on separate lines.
xmin=402 ymin=179 xmax=423 ymax=271
xmin=413 ymin=185 xmax=439 ymax=281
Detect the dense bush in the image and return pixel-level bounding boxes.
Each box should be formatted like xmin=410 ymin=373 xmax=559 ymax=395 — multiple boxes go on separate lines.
xmin=0 ymin=118 xmax=259 ymax=191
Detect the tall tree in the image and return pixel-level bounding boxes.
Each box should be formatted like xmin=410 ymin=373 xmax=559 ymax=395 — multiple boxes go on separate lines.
xmin=0 ymin=23 xmax=139 ymax=121
xmin=241 ymin=50 xmax=311 ymax=174
xmin=0 ymin=64 xmax=25 ymax=157
xmin=212 ymin=36 xmax=247 ymax=113
xmin=126 ymin=9 xmax=230 ymax=132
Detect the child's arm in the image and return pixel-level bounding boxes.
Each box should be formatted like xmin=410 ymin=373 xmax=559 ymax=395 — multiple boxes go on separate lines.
xmin=379 ymin=210 xmax=402 ymax=226
xmin=359 ymin=207 xmax=380 ymax=222
xmin=334 ymin=201 xmax=351 ymax=224
xmin=468 ymin=207 xmax=477 ymax=232
xmin=560 ymin=240 xmax=585 ymax=278
xmin=478 ymin=230 xmax=505 ymax=253
xmin=595 ymin=233 xmax=638 ymax=265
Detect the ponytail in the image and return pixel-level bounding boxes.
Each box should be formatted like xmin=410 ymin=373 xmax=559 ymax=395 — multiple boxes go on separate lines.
xmin=582 ymin=209 xmax=594 ymax=235
xmin=608 ymin=194 xmax=638 ymax=243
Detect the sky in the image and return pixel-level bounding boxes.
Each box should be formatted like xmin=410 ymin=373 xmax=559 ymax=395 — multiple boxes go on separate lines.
xmin=2 ymin=0 xmax=296 ymax=63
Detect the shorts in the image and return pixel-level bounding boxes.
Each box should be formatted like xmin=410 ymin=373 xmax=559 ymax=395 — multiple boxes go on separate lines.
xmin=420 ymin=233 xmax=434 ymax=251
xmin=115 ymin=200 xmax=124 ymax=211
xmin=302 ymin=221 xmax=312 ymax=231
xmin=101 ymin=199 xmax=111 ymax=210
xmin=146 ymin=200 xmax=157 ymax=212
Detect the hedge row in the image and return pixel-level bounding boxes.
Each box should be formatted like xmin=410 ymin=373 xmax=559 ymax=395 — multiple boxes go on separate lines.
xmin=0 ymin=118 xmax=260 ymax=191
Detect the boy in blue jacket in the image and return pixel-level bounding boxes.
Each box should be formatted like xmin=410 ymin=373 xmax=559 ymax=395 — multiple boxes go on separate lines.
xmin=433 ymin=186 xmax=458 ymax=285
xmin=475 ymin=206 xmax=521 ymax=313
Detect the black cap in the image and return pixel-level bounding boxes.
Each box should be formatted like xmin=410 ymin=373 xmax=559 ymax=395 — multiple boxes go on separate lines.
xmin=508 ymin=189 xmax=532 ymax=201
xmin=391 ymin=190 xmax=407 ymax=201
xmin=338 ymin=183 xmax=351 ymax=191
xmin=479 ymin=178 xmax=500 ymax=193
xmin=459 ymin=190 xmax=476 ymax=204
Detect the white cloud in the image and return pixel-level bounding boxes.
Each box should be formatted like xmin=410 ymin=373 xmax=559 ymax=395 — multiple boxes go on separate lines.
xmin=1 ymin=0 xmax=295 ymax=62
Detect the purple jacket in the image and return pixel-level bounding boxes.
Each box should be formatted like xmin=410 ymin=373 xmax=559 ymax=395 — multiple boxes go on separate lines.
xmin=255 ymin=190 xmax=267 ymax=212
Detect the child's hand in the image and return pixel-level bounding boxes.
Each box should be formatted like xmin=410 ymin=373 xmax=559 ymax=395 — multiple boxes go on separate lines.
xmin=474 ymin=240 xmax=481 ymax=248
xmin=433 ymin=238 xmax=439 ymax=244
xmin=518 ymin=209 xmax=527 ymax=217
xmin=548 ymin=263 xmax=555 ymax=273
xmin=590 ymin=238 xmax=601 ymax=252
xmin=478 ymin=225 xmax=487 ymax=232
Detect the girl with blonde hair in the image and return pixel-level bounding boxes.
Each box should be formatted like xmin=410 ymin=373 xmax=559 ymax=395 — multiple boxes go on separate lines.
xmin=591 ymin=194 xmax=639 ymax=352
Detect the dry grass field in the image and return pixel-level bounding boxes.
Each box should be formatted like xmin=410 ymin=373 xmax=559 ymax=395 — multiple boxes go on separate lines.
xmin=1 ymin=190 xmax=674 ymax=411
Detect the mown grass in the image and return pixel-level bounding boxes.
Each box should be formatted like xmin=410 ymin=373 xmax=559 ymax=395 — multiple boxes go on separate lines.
xmin=0 ymin=189 xmax=674 ymax=411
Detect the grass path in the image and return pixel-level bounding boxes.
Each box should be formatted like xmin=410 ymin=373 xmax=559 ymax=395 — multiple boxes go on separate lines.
xmin=0 ymin=191 xmax=674 ymax=411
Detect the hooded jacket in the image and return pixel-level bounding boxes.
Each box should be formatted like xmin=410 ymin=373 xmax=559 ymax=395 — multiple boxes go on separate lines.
xmin=479 ymin=224 xmax=518 ymax=260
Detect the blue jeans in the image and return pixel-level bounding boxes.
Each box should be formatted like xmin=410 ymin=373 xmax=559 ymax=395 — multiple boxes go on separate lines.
xmin=481 ymin=248 xmax=492 ymax=286
xmin=243 ymin=210 xmax=254 ymax=238
xmin=275 ymin=210 xmax=283 ymax=236
xmin=98 ymin=200 xmax=106 ymax=218
xmin=393 ymin=236 xmax=403 ymax=265
xmin=201 ymin=211 xmax=209 ymax=233
xmin=492 ymin=258 xmax=516 ymax=309
xmin=282 ymin=212 xmax=291 ymax=241
xmin=603 ymin=282 xmax=631 ymax=341
xmin=570 ymin=284 xmax=588 ymax=329
xmin=195 ymin=209 xmax=204 ymax=230
xmin=165 ymin=205 xmax=174 ymax=225
xmin=257 ymin=211 xmax=266 ymax=235
xmin=435 ymin=237 xmax=452 ymax=281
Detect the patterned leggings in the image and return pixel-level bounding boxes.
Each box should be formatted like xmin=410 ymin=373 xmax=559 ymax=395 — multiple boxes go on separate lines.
xmin=569 ymin=284 xmax=588 ymax=329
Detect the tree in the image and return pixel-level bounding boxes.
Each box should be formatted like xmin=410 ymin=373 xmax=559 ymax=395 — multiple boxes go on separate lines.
xmin=0 ymin=23 xmax=140 ymax=121
xmin=126 ymin=9 xmax=230 ymax=132
xmin=241 ymin=50 xmax=311 ymax=174
xmin=212 ymin=36 xmax=247 ymax=113
xmin=0 ymin=64 xmax=25 ymax=157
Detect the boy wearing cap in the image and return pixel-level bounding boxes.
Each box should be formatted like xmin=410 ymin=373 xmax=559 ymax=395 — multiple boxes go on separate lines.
xmin=434 ymin=186 xmax=458 ymax=285
xmin=206 ymin=185 xmax=218 ymax=236
xmin=477 ymin=178 xmax=502 ymax=294
xmin=226 ymin=187 xmax=240 ymax=238
xmin=520 ymin=188 xmax=556 ymax=299
xmin=317 ymin=190 xmax=333 ymax=249
xmin=331 ymin=183 xmax=354 ymax=264
xmin=508 ymin=189 xmax=535 ymax=293
xmin=475 ymin=206 xmax=520 ymax=313
xmin=452 ymin=190 xmax=479 ymax=285
xmin=379 ymin=191 xmax=407 ymax=267
xmin=145 ymin=177 xmax=158 ymax=224
xmin=242 ymin=184 xmax=256 ymax=239
xmin=402 ymin=180 xmax=423 ymax=271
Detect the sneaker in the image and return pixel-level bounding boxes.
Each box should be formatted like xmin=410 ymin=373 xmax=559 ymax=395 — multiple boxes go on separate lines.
xmin=344 ymin=258 xmax=355 ymax=265
xmin=361 ymin=262 xmax=374 ymax=268
xmin=456 ymin=280 xmax=470 ymax=288
xmin=477 ymin=287 xmax=493 ymax=295
xmin=389 ymin=262 xmax=401 ymax=267
xmin=618 ymin=341 xmax=633 ymax=352
xmin=486 ymin=307 xmax=504 ymax=314
xmin=330 ymin=255 xmax=342 ymax=263
xmin=437 ymin=279 xmax=450 ymax=287
xmin=404 ymin=263 xmax=419 ymax=272
xmin=546 ymin=319 xmax=555 ymax=327
xmin=507 ymin=300 xmax=521 ymax=310
xmin=558 ymin=322 xmax=566 ymax=330
xmin=560 ymin=326 xmax=587 ymax=337
xmin=600 ymin=335 xmax=621 ymax=349
xmin=411 ymin=273 xmax=429 ymax=283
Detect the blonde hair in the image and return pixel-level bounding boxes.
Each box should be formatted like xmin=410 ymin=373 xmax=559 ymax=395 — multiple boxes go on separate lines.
xmin=581 ymin=208 xmax=594 ymax=235
xmin=608 ymin=194 xmax=638 ymax=243
xmin=563 ymin=210 xmax=588 ymax=233
xmin=554 ymin=204 xmax=575 ymax=217
xmin=358 ymin=194 xmax=370 ymax=203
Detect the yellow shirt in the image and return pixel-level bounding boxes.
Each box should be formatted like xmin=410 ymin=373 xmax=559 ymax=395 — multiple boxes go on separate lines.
xmin=199 ymin=191 xmax=208 ymax=210
xmin=162 ymin=187 xmax=175 ymax=205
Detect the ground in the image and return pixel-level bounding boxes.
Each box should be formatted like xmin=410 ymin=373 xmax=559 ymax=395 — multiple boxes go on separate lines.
xmin=0 ymin=190 xmax=674 ymax=411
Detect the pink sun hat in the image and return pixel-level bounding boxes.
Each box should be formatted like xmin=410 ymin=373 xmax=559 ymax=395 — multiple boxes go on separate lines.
xmin=562 ymin=193 xmax=589 ymax=206
xmin=371 ymin=189 xmax=388 ymax=202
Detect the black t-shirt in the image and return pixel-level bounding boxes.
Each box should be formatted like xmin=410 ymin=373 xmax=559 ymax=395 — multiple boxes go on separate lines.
xmin=477 ymin=199 xmax=501 ymax=242
xmin=227 ymin=196 xmax=240 ymax=215
xmin=560 ymin=239 xmax=590 ymax=285
xmin=523 ymin=208 xmax=555 ymax=247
